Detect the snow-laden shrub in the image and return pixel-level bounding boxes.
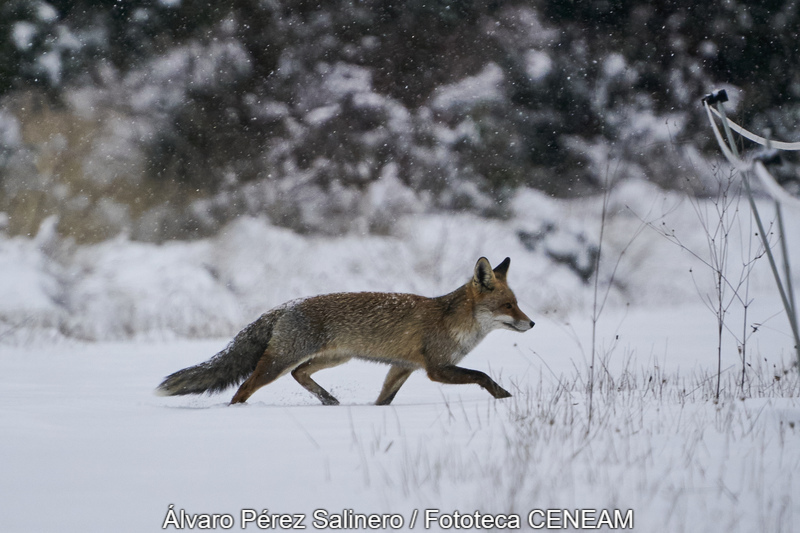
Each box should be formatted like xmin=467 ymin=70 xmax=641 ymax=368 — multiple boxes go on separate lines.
xmin=2 ymin=0 xmax=799 ymax=242
xmin=0 ymin=217 xmax=65 ymax=342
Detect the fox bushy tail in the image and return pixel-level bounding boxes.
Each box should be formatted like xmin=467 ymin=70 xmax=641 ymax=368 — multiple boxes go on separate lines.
xmin=156 ymin=310 xmax=283 ymax=396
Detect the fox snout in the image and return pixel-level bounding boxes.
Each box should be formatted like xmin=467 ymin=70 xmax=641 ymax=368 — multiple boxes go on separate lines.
xmin=506 ymin=303 xmax=535 ymax=332
xmin=503 ymin=317 xmax=535 ymax=332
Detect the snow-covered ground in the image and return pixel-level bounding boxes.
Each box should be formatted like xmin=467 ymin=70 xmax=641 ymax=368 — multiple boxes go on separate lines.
xmin=1 ymin=180 xmax=799 ymax=532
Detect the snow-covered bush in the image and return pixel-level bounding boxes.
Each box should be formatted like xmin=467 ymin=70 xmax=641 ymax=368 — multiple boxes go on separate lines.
xmin=0 ymin=0 xmax=798 ymax=241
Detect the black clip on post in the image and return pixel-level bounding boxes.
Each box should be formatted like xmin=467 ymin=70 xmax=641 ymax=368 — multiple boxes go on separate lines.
xmin=701 ymin=89 xmax=728 ymax=105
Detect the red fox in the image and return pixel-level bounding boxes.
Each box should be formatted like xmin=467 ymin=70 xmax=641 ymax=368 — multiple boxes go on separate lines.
xmin=156 ymin=257 xmax=534 ymax=405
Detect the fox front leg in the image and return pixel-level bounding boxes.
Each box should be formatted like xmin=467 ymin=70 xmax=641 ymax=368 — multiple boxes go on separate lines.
xmin=426 ymin=365 xmax=512 ymax=399
xmin=375 ymin=366 xmax=414 ymax=406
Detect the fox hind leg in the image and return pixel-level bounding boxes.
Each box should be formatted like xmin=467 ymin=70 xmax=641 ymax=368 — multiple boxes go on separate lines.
xmin=230 ymin=349 xmax=294 ymax=404
xmin=375 ymin=366 xmax=414 ymax=406
xmin=291 ymin=354 xmax=351 ymax=405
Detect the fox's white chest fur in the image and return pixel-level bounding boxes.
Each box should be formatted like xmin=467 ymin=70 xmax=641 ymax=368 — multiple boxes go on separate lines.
xmin=448 ymin=312 xmax=496 ymax=364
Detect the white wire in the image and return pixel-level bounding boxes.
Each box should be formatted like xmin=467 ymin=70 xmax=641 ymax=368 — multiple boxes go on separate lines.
xmin=753 ymin=161 xmax=800 ymax=209
xmin=704 ymin=102 xmax=800 ymax=209
xmin=709 ymin=106 xmax=800 ymax=151
xmin=704 ymin=102 xmax=746 ymax=170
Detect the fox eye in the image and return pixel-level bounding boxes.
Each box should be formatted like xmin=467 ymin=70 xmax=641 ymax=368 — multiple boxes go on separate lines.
xmin=504 ymin=303 xmax=513 ymax=310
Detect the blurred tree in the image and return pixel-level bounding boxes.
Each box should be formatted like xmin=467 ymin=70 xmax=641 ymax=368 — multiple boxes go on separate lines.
xmin=0 ymin=0 xmax=798 ymax=240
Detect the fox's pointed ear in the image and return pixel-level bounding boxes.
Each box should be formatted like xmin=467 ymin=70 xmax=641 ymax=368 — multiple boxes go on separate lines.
xmin=493 ymin=257 xmax=510 ymax=280
xmin=473 ymin=257 xmax=496 ymax=291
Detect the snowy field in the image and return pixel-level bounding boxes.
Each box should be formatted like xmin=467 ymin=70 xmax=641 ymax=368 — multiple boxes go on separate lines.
xmin=1 ymin=180 xmax=799 ymax=532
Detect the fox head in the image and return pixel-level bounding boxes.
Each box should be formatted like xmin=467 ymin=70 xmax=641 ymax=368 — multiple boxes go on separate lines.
xmin=471 ymin=257 xmax=535 ymax=333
